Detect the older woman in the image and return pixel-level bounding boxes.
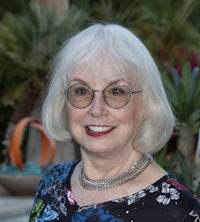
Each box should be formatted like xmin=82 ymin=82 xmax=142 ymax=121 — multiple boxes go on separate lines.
xmin=29 ymin=23 xmax=200 ymax=221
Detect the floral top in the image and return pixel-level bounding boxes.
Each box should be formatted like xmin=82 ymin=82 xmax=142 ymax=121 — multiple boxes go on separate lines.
xmin=29 ymin=161 xmax=200 ymax=222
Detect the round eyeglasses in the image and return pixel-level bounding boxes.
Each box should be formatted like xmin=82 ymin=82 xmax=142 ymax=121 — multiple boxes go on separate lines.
xmin=64 ymin=82 xmax=142 ymax=109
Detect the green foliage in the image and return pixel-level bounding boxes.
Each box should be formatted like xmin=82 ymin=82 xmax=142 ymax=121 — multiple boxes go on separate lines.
xmin=176 ymin=150 xmax=192 ymax=188
xmin=196 ymin=185 xmax=200 ymax=198
xmin=0 ymin=0 xmax=30 ymax=18
xmin=156 ymin=147 xmax=176 ymax=172
xmin=0 ymin=1 xmax=89 ymax=161
xmin=71 ymin=0 xmax=200 ymax=71
xmin=161 ymin=63 xmax=200 ymax=194
xmin=0 ymin=1 xmax=89 ymax=106
xmin=156 ymin=148 xmax=193 ymax=191
xmin=162 ymin=63 xmax=200 ymax=134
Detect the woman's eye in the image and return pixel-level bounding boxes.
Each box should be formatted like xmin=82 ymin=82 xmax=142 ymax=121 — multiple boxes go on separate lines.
xmin=74 ymin=87 xmax=89 ymax=95
xmin=110 ymin=87 xmax=126 ymax=96
xmin=74 ymin=88 xmax=87 ymax=95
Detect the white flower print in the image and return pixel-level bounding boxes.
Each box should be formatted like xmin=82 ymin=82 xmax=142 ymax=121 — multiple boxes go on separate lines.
xmin=146 ymin=184 xmax=159 ymax=193
xmin=189 ymin=210 xmax=200 ymax=222
xmin=127 ymin=190 xmax=146 ymax=205
xmin=47 ymin=180 xmax=68 ymax=216
xmin=156 ymin=182 xmax=180 ymax=205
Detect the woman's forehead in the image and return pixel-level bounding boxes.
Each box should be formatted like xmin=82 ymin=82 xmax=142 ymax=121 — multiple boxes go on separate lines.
xmin=67 ymin=63 xmax=138 ymax=83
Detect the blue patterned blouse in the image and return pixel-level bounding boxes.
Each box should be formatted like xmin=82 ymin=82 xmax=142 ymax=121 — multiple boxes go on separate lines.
xmin=29 ymin=161 xmax=200 ymax=222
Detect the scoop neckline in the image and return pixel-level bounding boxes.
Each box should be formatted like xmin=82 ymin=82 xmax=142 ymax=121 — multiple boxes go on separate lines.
xmin=66 ymin=160 xmax=169 ymax=208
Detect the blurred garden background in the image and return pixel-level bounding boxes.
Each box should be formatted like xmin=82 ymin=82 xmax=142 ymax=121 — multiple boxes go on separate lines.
xmin=0 ymin=0 xmax=200 ymax=196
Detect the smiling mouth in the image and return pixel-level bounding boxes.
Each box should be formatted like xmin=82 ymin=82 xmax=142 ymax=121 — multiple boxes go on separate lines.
xmin=85 ymin=125 xmax=115 ymax=137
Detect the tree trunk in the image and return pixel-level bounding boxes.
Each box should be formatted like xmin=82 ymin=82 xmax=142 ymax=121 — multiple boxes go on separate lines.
xmin=177 ymin=124 xmax=195 ymax=173
xmin=37 ymin=0 xmax=69 ymax=20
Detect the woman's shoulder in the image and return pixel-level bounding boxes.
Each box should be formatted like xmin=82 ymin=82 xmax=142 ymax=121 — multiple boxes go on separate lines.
xmin=164 ymin=176 xmax=199 ymax=200
xmin=42 ymin=160 xmax=79 ymax=182
xmin=32 ymin=160 xmax=79 ymax=202
xmin=154 ymin=175 xmax=200 ymax=217
xmin=154 ymin=175 xmax=199 ymax=202
xmin=35 ymin=160 xmax=79 ymax=195
xmin=47 ymin=160 xmax=79 ymax=173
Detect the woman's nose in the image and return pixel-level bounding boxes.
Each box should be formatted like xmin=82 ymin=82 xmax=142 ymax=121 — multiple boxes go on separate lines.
xmin=88 ymin=92 xmax=108 ymax=117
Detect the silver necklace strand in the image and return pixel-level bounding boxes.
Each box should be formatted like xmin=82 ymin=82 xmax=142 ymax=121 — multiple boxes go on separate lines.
xmin=79 ymin=153 xmax=153 ymax=190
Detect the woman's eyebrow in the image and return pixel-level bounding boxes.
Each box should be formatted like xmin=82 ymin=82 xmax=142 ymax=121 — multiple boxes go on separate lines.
xmin=69 ymin=78 xmax=89 ymax=85
xmin=69 ymin=78 xmax=129 ymax=86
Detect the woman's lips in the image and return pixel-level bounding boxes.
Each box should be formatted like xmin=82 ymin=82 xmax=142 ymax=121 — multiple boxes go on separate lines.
xmin=85 ymin=125 xmax=115 ymax=137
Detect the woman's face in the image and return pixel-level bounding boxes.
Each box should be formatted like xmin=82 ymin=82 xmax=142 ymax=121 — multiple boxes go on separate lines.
xmin=66 ymin=68 xmax=143 ymax=158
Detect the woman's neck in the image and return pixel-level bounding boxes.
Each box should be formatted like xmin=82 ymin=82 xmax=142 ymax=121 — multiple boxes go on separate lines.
xmin=80 ymin=148 xmax=142 ymax=180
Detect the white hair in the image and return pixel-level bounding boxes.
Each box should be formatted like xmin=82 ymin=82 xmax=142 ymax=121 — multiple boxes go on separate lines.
xmin=42 ymin=23 xmax=175 ymax=154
